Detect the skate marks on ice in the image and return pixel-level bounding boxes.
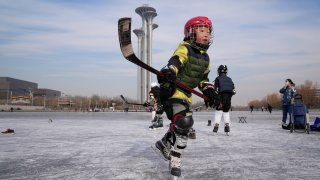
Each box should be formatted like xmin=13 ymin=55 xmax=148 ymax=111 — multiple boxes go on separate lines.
xmin=1 ymin=111 xmax=320 ymax=179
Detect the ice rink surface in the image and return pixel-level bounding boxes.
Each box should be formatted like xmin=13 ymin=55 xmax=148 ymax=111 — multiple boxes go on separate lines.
xmin=1 ymin=111 xmax=319 ymax=180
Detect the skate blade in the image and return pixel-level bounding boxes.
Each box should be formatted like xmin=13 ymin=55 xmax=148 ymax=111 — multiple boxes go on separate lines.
xmin=172 ymin=175 xmax=181 ymax=180
xmin=225 ymin=132 xmax=230 ymax=136
xmin=151 ymin=144 xmax=170 ymax=161
xmin=212 ymin=132 xmax=217 ymax=136
xmin=149 ymin=127 xmax=164 ymax=130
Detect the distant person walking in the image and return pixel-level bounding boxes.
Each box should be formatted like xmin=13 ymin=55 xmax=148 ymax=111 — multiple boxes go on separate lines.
xmin=267 ymin=104 xmax=272 ymax=114
xmin=250 ymin=105 xmax=254 ymax=113
xmin=279 ymin=79 xmax=296 ymax=126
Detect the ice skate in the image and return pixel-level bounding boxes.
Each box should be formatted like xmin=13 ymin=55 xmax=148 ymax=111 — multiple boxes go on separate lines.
xmin=224 ymin=123 xmax=230 ymax=136
xmin=1 ymin=128 xmax=15 ymax=134
xmin=213 ymin=124 xmax=219 ymax=135
xmin=188 ymin=128 xmax=196 ymax=139
xmin=207 ymin=120 xmax=211 ymax=126
xmin=151 ymin=140 xmax=171 ymax=161
xmin=151 ymin=114 xmax=162 ymax=123
xmin=170 ymin=151 xmax=182 ymax=178
xmin=149 ymin=123 xmax=156 ymax=129
xmin=149 ymin=123 xmax=164 ymax=130
xmin=149 ymin=118 xmax=164 ymax=130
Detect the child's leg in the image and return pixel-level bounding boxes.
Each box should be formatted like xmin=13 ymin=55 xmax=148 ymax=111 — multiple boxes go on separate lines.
xmin=154 ymin=99 xmax=192 ymax=177
xmin=223 ymin=112 xmax=230 ymax=132
xmin=221 ymin=93 xmax=232 ymax=133
xmin=223 ymin=112 xmax=230 ymax=124
xmin=213 ymin=110 xmax=222 ymax=132
xmin=214 ymin=110 xmax=223 ymax=125
xmin=169 ymin=102 xmax=193 ymax=177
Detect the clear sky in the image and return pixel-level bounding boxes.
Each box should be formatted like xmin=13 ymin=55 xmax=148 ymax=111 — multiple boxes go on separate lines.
xmin=1 ymin=0 xmax=319 ymax=106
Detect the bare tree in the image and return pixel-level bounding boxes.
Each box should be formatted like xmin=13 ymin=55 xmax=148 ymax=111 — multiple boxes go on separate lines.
xmin=296 ymin=80 xmax=318 ymax=108
xmin=265 ymin=93 xmax=281 ymax=109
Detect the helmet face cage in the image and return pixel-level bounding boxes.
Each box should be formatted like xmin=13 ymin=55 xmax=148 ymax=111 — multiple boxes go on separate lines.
xmin=184 ymin=16 xmax=213 ymax=51
xmin=189 ymin=24 xmax=213 ymax=49
xmin=218 ymin=65 xmax=228 ymax=75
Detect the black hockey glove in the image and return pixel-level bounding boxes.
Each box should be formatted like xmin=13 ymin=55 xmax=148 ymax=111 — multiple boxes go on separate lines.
xmin=157 ymin=66 xmax=177 ymax=100
xmin=157 ymin=66 xmax=177 ymax=84
xmin=202 ymin=82 xmax=217 ymax=107
xmin=143 ymin=102 xmax=150 ymax=107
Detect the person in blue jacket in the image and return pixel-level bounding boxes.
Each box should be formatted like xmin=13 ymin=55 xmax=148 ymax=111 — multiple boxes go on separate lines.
xmin=279 ymin=78 xmax=296 ymax=126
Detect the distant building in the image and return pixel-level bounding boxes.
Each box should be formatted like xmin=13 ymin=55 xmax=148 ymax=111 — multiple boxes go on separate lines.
xmin=0 ymin=77 xmax=37 ymax=96
xmin=33 ymin=88 xmax=61 ymax=97
xmin=315 ymin=88 xmax=320 ymax=98
xmin=0 ymin=77 xmax=61 ymax=105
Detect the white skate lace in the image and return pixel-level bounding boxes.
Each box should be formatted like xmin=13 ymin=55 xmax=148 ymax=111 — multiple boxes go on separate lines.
xmin=163 ymin=146 xmax=170 ymax=158
xmin=170 ymin=156 xmax=181 ymax=168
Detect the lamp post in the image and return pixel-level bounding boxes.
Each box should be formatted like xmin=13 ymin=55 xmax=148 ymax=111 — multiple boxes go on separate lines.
xmin=112 ymin=102 xmax=116 ymax=111
xmin=57 ymin=95 xmax=59 ymax=109
xmin=6 ymin=87 xmax=9 ymax=105
xmin=43 ymin=95 xmax=46 ymax=110
xmin=28 ymin=88 xmax=33 ymax=106
xmin=88 ymin=98 xmax=91 ymax=111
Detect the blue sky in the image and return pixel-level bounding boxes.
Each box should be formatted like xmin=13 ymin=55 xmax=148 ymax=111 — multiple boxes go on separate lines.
xmin=1 ymin=0 xmax=319 ymax=106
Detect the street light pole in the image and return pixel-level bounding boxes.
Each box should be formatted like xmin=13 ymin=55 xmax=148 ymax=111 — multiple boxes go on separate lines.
xmin=43 ymin=95 xmax=46 ymax=110
xmin=6 ymin=87 xmax=9 ymax=105
xmin=57 ymin=95 xmax=59 ymax=109
xmin=28 ymin=88 xmax=33 ymax=106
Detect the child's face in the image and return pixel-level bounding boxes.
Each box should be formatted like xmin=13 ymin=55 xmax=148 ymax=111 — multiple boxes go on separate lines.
xmin=195 ymin=25 xmax=212 ymax=45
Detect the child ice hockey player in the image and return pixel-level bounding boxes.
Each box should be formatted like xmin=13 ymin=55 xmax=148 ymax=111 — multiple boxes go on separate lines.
xmin=148 ymin=82 xmax=164 ymax=129
xmin=153 ymin=16 xmax=216 ymax=178
xmin=212 ymin=65 xmax=236 ymax=135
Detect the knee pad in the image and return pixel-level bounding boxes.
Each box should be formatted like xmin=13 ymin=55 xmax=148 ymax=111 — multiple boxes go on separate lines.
xmin=173 ymin=112 xmax=194 ymax=135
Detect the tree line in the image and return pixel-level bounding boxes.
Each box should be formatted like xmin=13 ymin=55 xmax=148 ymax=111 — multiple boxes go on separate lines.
xmin=6 ymin=80 xmax=318 ymax=111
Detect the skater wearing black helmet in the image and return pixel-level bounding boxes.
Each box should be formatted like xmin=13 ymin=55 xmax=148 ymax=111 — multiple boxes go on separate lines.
xmin=212 ymin=65 xmax=236 ymax=136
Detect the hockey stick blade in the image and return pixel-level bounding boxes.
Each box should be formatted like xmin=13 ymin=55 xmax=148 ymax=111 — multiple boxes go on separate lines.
xmin=118 ymin=17 xmax=208 ymax=101
xmin=120 ymin=95 xmax=128 ymax=104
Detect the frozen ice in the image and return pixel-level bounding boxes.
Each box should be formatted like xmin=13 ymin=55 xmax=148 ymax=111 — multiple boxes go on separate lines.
xmin=0 ymin=111 xmax=319 ymax=180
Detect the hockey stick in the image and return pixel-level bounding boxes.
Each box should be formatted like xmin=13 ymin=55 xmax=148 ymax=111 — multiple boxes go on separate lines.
xmin=120 ymin=95 xmax=129 ymax=104
xmin=120 ymin=95 xmax=146 ymax=106
xmin=118 ymin=17 xmax=209 ymax=101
